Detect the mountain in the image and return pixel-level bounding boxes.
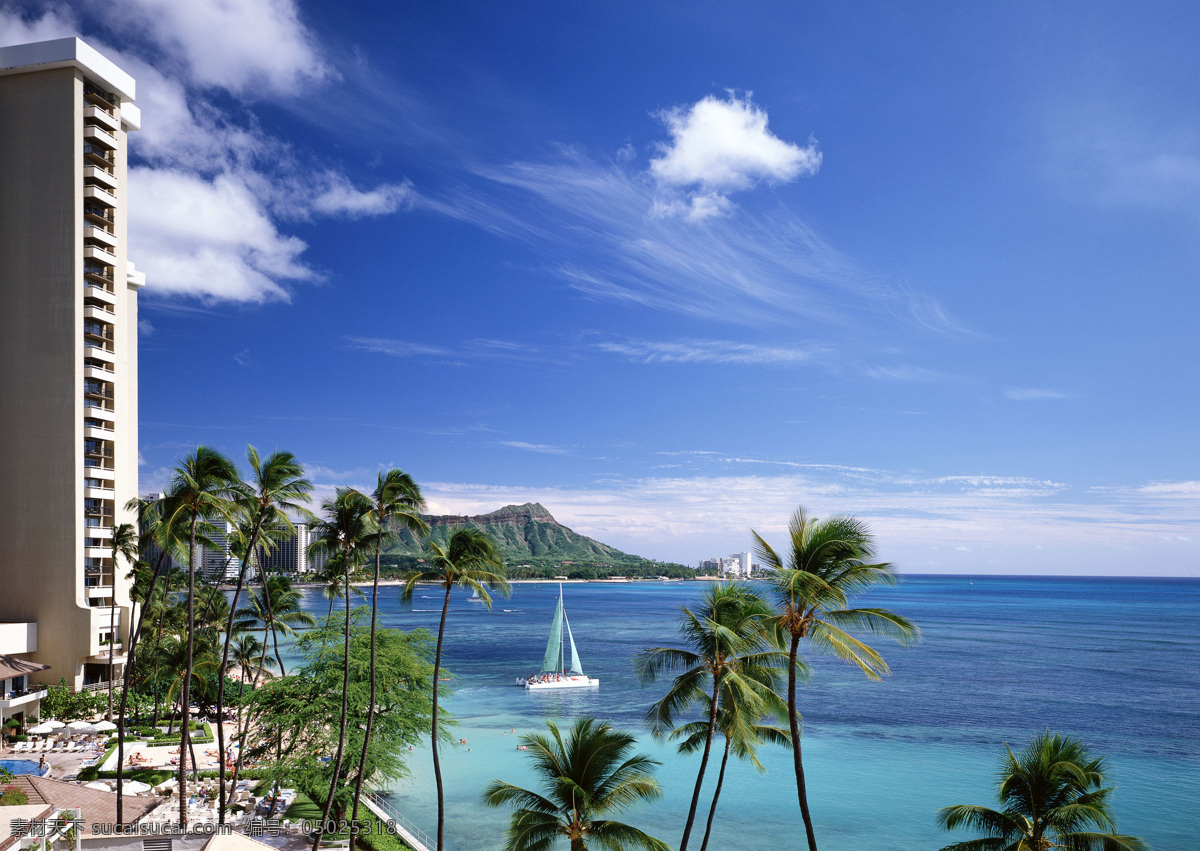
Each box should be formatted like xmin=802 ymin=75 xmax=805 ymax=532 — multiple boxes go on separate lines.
xmin=381 ymin=502 xmax=691 ymax=578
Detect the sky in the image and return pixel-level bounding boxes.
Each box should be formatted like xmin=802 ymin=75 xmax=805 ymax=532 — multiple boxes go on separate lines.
xmin=3 ymin=0 xmax=1199 ymax=575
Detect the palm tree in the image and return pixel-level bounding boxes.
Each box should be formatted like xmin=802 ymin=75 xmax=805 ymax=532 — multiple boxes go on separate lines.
xmin=402 ymin=527 xmax=510 ymax=851
xmin=160 ymin=446 xmax=240 ymax=828
xmin=214 ymin=447 xmax=313 ymax=824
xmin=635 ymin=582 xmax=780 ymax=851
xmin=483 ymin=717 xmax=671 ymax=851
xmin=308 ymin=488 xmax=376 ymax=851
xmin=937 ymin=731 xmax=1148 ymax=851
xmin=107 ymin=522 xmax=138 ymax=722
xmin=350 ymin=470 xmax=427 ymax=847
xmin=233 ymin=575 xmax=316 ymax=678
xmin=671 ymin=674 xmax=790 ymax=851
xmin=753 ymin=507 xmax=920 ymax=851
xmin=228 ymin=574 xmax=316 ymax=797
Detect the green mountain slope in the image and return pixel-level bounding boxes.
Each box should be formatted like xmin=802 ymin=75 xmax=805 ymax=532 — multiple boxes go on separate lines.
xmin=381 ymin=502 xmax=692 ymax=579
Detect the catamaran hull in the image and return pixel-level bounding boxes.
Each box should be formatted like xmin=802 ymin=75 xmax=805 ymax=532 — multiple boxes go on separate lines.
xmin=517 ymin=676 xmax=599 ymax=690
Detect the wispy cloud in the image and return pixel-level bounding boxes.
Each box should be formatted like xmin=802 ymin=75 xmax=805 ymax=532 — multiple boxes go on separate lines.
xmin=421 ymin=468 xmax=1200 ymax=575
xmin=344 ymin=335 xmax=542 ymax=365
xmin=344 ymin=337 xmax=455 ymax=359
xmin=497 ymin=441 xmax=569 ymax=455
xmin=865 ymin=364 xmax=948 ymax=383
xmin=430 ymin=141 xmax=967 ymax=335
xmin=597 ymin=338 xmax=816 ymax=365
xmin=1006 ymin=386 xmax=1068 ymax=401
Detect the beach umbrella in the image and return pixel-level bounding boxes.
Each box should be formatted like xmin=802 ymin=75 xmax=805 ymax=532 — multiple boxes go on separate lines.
xmin=123 ymin=781 xmax=152 ymax=794
xmin=85 ymin=781 xmax=114 ymax=792
xmin=67 ymin=721 xmax=96 ymax=736
xmin=92 ymin=720 xmax=117 ymax=732
xmin=29 ymin=722 xmax=57 ymax=735
xmin=43 ymin=720 xmax=65 ymax=729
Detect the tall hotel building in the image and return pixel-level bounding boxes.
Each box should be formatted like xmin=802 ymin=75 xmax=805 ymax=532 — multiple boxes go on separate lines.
xmin=0 ymin=38 xmax=143 ymax=694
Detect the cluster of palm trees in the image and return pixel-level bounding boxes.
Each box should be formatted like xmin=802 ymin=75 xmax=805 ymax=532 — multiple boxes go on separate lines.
xmin=106 ymin=445 xmax=429 ymax=846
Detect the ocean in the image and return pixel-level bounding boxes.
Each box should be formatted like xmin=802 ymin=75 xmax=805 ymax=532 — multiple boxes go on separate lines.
xmin=289 ymin=576 xmax=1200 ymax=850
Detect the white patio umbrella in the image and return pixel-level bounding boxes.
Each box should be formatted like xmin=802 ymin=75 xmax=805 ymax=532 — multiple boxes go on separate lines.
xmin=67 ymin=720 xmax=96 ymax=734
xmin=122 ymin=780 xmax=152 ymax=795
xmin=92 ymin=720 xmax=117 ymax=732
xmin=85 ymin=781 xmax=114 ymax=791
xmin=43 ymin=719 xmax=65 ymax=729
xmin=28 ymin=722 xmax=57 ymax=735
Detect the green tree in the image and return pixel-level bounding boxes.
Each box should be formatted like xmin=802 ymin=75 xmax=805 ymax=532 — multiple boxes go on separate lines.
xmin=937 ymin=731 xmax=1148 ymax=851
xmin=635 ymin=582 xmax=781 ymax=851
xmin=160 ymin=446 xmax=240 ymax=828
xmin=753 ymin=507 xmax=919 ymax=851
xmin=215 ymin=446 xmax=313 ymax=823
xmin=308 ymin=488 xmax=376 ymax=851
xmin=672 ymin=677 xmax=790 ymax=851
xmin=350 ymin=469 xmax=428 ymax=848
xmin=482 ymin=717 xmax=671 ymax=851
xmin=402 ymin=527 xmax=510 ymax=851
xmin=245 ymin=611 xmax=439 ymax=823
xmin=106 ymin=522 xmax=138 ymax=722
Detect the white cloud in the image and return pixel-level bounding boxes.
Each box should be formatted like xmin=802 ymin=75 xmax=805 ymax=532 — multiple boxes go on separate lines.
xmin=1006 ymin=386 xmax=1067 ymax=400
xmin=115 ymin=0 xmax=330 ymax=96
xmin=128 ymin=168 xmax=315 ymax=303
xmin=310 ymin=173 xmax=415 ymax=218
xmin=0 ymin=6 xmax=76 ymax=44
xmin=650 ymin=93 xmax=821 ymax=191
xmin=344 ymin=338 xmax=454 ymax=358
xmin=597 ymin=339 xmax=815 ymax=366
xmin=1138 ymin=480 xmax=1200 ymax=497
xmin=497 ymin=441 xmax=569 ymax=455
xmin=420 ymin=466 xmax=1200 ymax=576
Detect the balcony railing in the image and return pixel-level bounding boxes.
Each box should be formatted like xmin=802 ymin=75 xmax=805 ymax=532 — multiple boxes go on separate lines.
xmin=83 ymin=83 xmax=116 ymax=110
xmin=84 ymin=265 xmax=113 ymax=280
xmin=84 ymin=418 xmax=113 ymax=430
xmin=84 ymin=382 xmax=114 ymax=398
xmin=83 ymin=443 xmax=113 ymax=458
xmin=84 ymin=324 xmax=113 ymax=340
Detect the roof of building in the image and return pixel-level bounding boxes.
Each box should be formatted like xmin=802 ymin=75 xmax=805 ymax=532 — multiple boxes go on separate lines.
xmin=0 ymin=803 xmax=55 ymax=851
xmin=0 ymin=656 xmax=50 ymax=681
xmin=0 ymin=37 xmax=135 ymax=102
xmin=7 ymin=775 xmax=166 ymax=835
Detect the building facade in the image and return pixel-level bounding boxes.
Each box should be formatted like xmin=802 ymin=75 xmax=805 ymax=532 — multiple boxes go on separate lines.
xmin=257 ymin=523 xmax=313 ymax=576
xmin=0 ymin=38 xmax=143 ymax=689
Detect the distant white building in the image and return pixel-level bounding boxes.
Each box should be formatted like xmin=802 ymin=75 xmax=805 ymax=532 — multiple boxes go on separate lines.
xmin=699 ymin=553 xmax=751 ymax=578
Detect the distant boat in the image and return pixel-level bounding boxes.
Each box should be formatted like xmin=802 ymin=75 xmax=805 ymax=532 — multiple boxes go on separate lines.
xmin=468 ymin=588 xmax=486 ymax=603
xmin=516 ymin=584 xmax=599 ymax=690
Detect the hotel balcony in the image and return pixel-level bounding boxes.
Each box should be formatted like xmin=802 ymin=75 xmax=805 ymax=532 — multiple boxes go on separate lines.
xmin=83 ymin=441 xmax=113 ymax=459
xmin=84 ymin=322 xmax=113 ymax=343
xmin=0 ymin=687 xmax=48 ymax=710
xmin=85 ymin=281 xmax=116 ymax=305
xmin=84 ymin=184 xmax=117 ymax=208
xmin=83 ymin=144 xmax=114 ymax=170
xmin=84 ymin=485 xmax=114 ymax=500
xmin=84 ymin=124 xmax=117 ymax=150
xmin=84 ymin=224 xmax=117 ymax=250
xmin=84 ymin=165 xmax=117 ymax=191
xmin=84 ymin=360 xmax=114 ymax=379
xmin=84 ymin=301 xmax=114 ymax=321
xmin=84 ymin=244 xmax=116 ymax=266
xmin=84 ymin=82 xmax=117 ymax=111
xmin=84 ymin=422 xmax=114 ymax=441
xmin=83 ymin=379 xmax=113 ymax=398
xmin=85 ymin=104 xmax=120 ymax=132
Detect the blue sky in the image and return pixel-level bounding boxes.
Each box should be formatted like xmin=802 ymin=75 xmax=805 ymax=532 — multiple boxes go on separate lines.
xmin=4 ymin=1 xmax=1198 ymax=575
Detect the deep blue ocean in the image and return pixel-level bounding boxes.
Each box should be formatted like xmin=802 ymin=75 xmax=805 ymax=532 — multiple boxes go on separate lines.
xmin=290 ymin=576 xmax=1200 ymax=850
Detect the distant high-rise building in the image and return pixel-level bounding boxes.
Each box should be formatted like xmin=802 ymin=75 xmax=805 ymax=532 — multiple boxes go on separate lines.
xmin=0 ymin=38 xmax=144 ymax=689
xmin=257 ymin=523 xmax=313 ymax=575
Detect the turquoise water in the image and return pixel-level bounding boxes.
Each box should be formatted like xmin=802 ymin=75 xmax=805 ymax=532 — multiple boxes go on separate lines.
xmin=0 ymin=759 xmax=44 ymax=775
xmin=290 ymin=577 xmax=1200 ymax=850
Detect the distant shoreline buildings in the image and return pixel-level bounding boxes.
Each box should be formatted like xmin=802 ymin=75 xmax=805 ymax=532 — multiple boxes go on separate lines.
xmin=699 ymin=552 xmax=753 ymax=578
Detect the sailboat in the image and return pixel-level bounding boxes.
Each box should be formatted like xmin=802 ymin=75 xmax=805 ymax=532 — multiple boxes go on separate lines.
xmin=516 ymin=584 xmax=599 ymax=690
xmin=468 ymin=588 xmax=486 ymax=603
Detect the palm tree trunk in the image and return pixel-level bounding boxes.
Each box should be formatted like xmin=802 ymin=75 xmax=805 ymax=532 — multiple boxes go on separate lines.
xmin=349 ymin=531 xmax=385 ymax=849
xmin=431 ymin=585 xmax=452 ymax=851
xmin=215 ymin=516 xmax=264 ymax=824
xmin=313 ymin=549 xmax=354 ymax=851
xmin=698 ymin=736 xmax=732 ymax=851
xmin=116 ymin=549 xmax=169 ymax=825
xmin=788 ymin=633 xmax=817 ymax=851
xmin=179 ymin=515 xmax=198 ymax=829
xmin=679 ymin=673 xmax=722 ymax=851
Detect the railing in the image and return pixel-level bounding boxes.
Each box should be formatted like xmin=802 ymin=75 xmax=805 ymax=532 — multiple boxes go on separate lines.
xmin=84 ymin=203 xmax=113 ymax=221
xmin=85 ymin=266 xmax=113 ymax=280
xmin=362 ymin=792 xmax=433 ymax=851
xmin=84 ymin=384 xmax=114 ymax=399
xmin=2 ymin=687 xmax=47 ymax=701
xmin=84 ymin=419 xmax=113 ymax=430
xmin=84 ymin=83 xmax=117 ymax=109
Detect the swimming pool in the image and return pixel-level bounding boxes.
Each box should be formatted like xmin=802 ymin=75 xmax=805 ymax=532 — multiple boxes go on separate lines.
xmin=0 ymin=759 xmax=45 ymax=775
